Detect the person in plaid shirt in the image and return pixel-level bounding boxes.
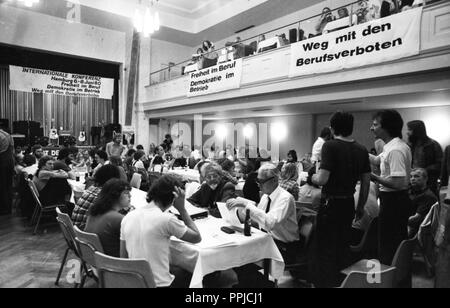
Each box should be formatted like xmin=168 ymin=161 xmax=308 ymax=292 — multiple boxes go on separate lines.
xmin=72 ymin=165 xmax=121 ymax=230
xmin=280 ymin=163 xmax=300 ymax=201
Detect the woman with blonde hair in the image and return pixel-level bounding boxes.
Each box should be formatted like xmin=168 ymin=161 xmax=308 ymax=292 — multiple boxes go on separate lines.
xmin=280 ymin=162 xmax=300 ymax=201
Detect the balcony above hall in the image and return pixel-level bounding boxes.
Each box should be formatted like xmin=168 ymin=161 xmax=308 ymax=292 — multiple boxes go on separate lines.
xmin=140 ymin=1 xmax=450 ymax=112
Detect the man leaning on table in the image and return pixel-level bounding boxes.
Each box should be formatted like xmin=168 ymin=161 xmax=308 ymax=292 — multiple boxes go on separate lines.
xmin=226 ymin=163 xmax=299 ymax=288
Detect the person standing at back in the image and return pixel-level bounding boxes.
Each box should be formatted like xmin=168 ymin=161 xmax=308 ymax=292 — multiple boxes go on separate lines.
xmin=406 ymin=120 xmax=443 ymax=197
xmin=311 ymin=127 xmax=332 ymax=166
xmin=106 ymin=134 xmax=126 ymax=159
xmin=0 ymin=126 xmax=15 ymax=215
xmin=309 ymin=111 xmax=371 ymax=288
xmin=370 ymin=110 xmax=412 ymax=265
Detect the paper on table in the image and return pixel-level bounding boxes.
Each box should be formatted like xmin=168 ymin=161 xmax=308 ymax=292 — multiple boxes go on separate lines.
xmin=217 ymin=202 xmax=243 ymax=229
xmin=169 ymin=201 xmax=208 ymax=217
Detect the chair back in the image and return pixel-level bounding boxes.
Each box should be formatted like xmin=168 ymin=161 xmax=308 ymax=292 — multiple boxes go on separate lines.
xmin=27 ymin=178 xmax=43 ymax=210
xmin=391 ymin=236 xmax=417 ymax=288
xmin=73 ymin=226 xmax=104 ymax=268
xmin=351 ymin=217 xmax=378 ymax=254
xmin=130 ymin=173 xmax=142 ymax=189
xmin=95 ymin=252 xmax=156 ymax=288
xmin=340 ymin=267 xmax=396 ymax=288
xmin=56 ymin=207 xmax=78 ymax=252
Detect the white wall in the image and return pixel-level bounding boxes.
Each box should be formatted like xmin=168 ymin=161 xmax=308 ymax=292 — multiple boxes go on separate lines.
xmin=149 ymin=39 xmax=195 ymax=83
xmin=0 ymin=4 xmax=126 ymax=64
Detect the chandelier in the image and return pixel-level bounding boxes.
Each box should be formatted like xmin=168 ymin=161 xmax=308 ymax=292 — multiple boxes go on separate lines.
xmin=134 ymin=0 xmax=160 ymax=37
xmin=7 ymin=0 xmax=39 ymax=7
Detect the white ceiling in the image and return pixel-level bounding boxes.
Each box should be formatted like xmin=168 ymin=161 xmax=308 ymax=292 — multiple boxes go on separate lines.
xmin=77 ymin=0 xmax=325 ymax=46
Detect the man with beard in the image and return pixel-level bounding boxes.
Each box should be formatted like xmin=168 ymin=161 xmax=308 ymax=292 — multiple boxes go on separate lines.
xmin=187 ymin=163 xmax=236 ymax=218
xmin=406 ymin=120 xmax=443 ymax=196
xmin=54 ymin=147 xmax=77 ymax=180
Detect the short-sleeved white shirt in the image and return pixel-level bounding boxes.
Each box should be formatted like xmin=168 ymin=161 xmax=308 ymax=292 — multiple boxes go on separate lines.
xmin=120 ymin=204 xmax=188 ymax=287
xmin=379 ymin=137 xmax=412 ymax=192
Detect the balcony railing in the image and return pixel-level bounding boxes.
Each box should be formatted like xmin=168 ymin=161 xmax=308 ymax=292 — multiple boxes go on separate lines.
xmin=149 ymin=0 xmax=438 ymax=86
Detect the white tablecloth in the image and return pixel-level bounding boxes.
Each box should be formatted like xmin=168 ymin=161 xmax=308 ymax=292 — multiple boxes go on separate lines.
xmin=169 ymin=216 xmax=285 ymax=288
xmin=68 ymin=177 xmax=86 ymax=203
xmin=167 ymin=169 xmax=201 ymax=183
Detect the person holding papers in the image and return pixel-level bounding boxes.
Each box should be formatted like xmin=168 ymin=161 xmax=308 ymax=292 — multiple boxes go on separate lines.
xmin=188 ymin=163 xmax=236 ymax=218
xmin=226 ymin=164 xmax=299 ymax=288
xmin=120 ymin=175 xmax=202 ymax=288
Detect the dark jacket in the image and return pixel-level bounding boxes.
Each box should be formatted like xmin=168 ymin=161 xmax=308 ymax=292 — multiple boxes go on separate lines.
xmin=411 ymin=138 xmax=443 ymax=189
xmin=187 ymin=180 xmax=236 ymax=217
xmin=442 ymin=145 xmax=450 ymax=187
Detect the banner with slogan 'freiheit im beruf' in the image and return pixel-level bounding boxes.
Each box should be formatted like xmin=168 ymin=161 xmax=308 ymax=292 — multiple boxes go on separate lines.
xmin=9 ymin=65 xmax=115 ymax=99
xmin=289 ymin=7 xmax=423 ymax=78
xmin=187 ymin=59 xmax=243 ymax=97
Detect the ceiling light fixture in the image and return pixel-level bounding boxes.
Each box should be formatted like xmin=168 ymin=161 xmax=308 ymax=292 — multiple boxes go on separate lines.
xmin=134 ymin=0 xmax=160 ymax=37
xmin=7 ymin=0 xmax=39 ymax=7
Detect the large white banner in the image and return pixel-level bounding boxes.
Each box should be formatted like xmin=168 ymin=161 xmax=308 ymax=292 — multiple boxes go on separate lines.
xmin=9 ymin=65 xmax=114 ymax=99
xmin=289 ymin=8 xmax=423 ymax=78
xmin=187 ymin=59 xmax=243 ymax=97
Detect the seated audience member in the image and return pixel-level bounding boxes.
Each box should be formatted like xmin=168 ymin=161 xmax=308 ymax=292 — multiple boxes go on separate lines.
xmin=120 ymin=175 xmax=202 ymax=288
xmin=337 ymin=7 xmax=350 ymax=19
xmin=279 ymin=34 xmax=290 ymax=46
xmin=298 ymin=182 xmax=322 ymax=211
xmin=284 ymin=150 xmax=304 ymax=180
xmin=33 ymin=156 xmax=72 ymax=207
xmin=85 ymin=179 xmax=131 ymax=258
xmin=225 ymin=37 xmax=245 ymax=60
xmin=72 ymin=165 xmax=121 ymax=230
xmin=280 ymin=163 xmax=300 ymax=201
xmin=351 ymin=182 xmax=380 ymax=245
xmin=109 ymin=155 xmax=128 ymax=182
xmin=31 ymin=144 xmax=44 ymax=161
xmin=22 ymin=154 xmax=38 ymax=177
xmin=53 ymin=148 xmax=76 ymax=179
xmin=188 ymin=163 xmax=236 ymax=217
xmin=93 ymin=150 xmax=108 ymax=176
xmin=408 ymin=168 xmax=438 ymax=238
xmin=227 ymin=164 xmax=299 ymax=287
xmin=123 ymin=149 xmax=137 ymax=175
xmin=220 ymin=158 xmax=238 ymax=185
xmin=149 ymin=145 xmax=167 ymax=171
xmin=301 ymin=153 xmax=315 ymax=173
xmin=148 ymin=143 xmax=157 ymax=159
xmin=316 ymin=7 xmax=336 ymax=34
xmin=201 ymin=40 xmax=218 ymax=68
xmin=132 ymin=150 xmax=146 ymax=170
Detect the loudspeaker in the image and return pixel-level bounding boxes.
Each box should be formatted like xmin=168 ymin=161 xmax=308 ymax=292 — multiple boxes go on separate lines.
xmin=289 ymin=28 xmax=298 ymax=44
xmin=0 ymin=119 xmax=9 ymax=130
xmin=104 ymin=124 xmax=122 ymax=142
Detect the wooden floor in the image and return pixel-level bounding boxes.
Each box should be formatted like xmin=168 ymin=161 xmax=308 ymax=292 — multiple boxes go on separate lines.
xmin=0 ymin=214 xmax=434 ymax=288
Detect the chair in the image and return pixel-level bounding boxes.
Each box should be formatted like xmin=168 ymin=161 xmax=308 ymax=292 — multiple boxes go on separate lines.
xmin=339 ymin=268 xmax=396 ymax=288
xmin=342 ymin=236 xmax=417 ymax=288
xmin=27 ymin=179 xmax=64 ymax=235
xmin=130 ymin=173 xmax=142 ymax=189
xmin=351 ymin=217 xmax=379 ymax=259
xmin=73 ymin=226 xmax=104 ymax=288
xmin=94 ymin=252 xmax=156 ymax=288
xmin=55 ymin=207 xmax=81 ymax=286
xmin=391 ymin=236 xmax=417 ymax=288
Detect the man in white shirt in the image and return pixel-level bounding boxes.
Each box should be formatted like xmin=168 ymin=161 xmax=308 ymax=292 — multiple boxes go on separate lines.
xmin=370 ymin=110 xmax=412 ymax=264
xmin=311 ymin=127 xmax=332 ymax=165
xmin=120 ymin=175 xmax=201 ymax=288
xmin=227 ymin=164 xmax=299 ymax=287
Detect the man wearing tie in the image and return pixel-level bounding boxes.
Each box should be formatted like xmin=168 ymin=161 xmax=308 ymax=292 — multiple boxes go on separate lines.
xmin=227 ymin=164 xmax=299 ymax=287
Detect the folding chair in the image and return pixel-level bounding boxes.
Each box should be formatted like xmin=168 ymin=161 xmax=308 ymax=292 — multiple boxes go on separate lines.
xmin=95 ymin=252 xmax=156 ymax=288
xmin=339 ymin=267 xmax=396 ymax=288
xmin=27 ymin=179 xmax=65 ymax=235
xmin=73 ymin=226 xmax=104 ymax=288
xmin=55 ymin=207 xmax=81 ymax=286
